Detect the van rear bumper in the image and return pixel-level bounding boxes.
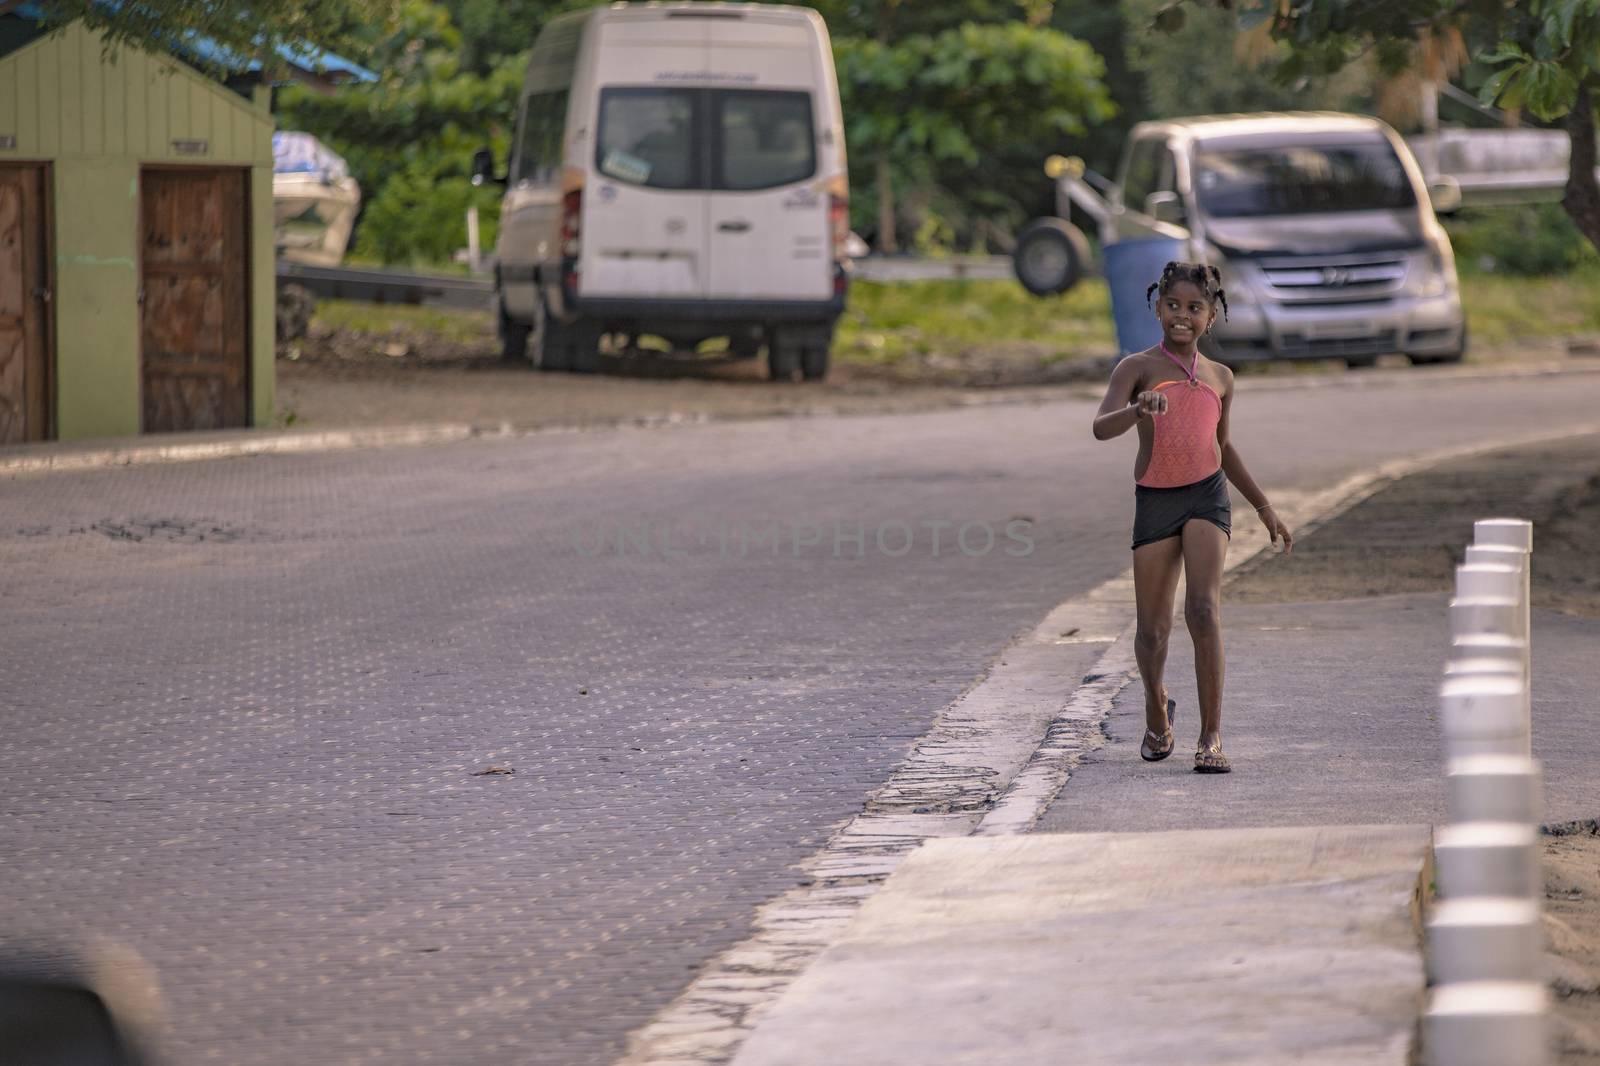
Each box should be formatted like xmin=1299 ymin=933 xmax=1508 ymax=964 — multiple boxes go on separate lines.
xmin=571 ymin=294 xmax=846 ymax=323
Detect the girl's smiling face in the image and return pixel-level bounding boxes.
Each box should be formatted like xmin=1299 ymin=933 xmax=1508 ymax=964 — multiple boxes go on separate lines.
xmin=1155 ymin=280 xmax=1216 ymax=349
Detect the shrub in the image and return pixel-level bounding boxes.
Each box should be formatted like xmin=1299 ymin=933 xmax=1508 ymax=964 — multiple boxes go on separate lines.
xmin=1446 ymin=203 xmax=1598 ymax=276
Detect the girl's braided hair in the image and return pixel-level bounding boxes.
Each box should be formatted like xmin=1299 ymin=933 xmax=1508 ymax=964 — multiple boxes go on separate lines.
xmin=1145 ymin=260 xmax=1229 ymax=321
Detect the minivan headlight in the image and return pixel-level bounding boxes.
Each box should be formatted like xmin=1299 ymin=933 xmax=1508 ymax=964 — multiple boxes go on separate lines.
xmin=1412 ymin=233 xmax=1456 ymax=298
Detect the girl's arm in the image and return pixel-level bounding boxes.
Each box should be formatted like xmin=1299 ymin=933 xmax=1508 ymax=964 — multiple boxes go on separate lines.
xmin=1093 ymin=356 xmax=1163 ymax=440
xmin=1216 ymin=374 xmax=1294 ymax=552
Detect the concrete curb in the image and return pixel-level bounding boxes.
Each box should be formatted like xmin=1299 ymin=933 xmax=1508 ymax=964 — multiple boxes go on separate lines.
xmin=0 ymin=422 xmax=510 ymax=477
xmin=7 ymin=359 xmax=1599 ymax=479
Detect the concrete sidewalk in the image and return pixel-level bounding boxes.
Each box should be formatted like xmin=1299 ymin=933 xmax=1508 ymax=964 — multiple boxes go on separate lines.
xmin=1038 ymin=593 xmax=1600 ymax=832
xmin=724 ymin=593 xmax=1599 ymax=1064
xmin=731 ymin=825 xmax=1430 ymax=1066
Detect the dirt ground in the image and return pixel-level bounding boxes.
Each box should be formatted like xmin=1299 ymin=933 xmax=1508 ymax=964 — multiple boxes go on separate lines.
xmin=273 ymin=301 xmax=1598 ymax=432
xmin=1543 ymin=827 xmax=1600 ymax=1060
xmin=1227 ymin=435 xmax=1600 ymax=618
xmin=1227 ymin=437 xmax=1600 ymax=1059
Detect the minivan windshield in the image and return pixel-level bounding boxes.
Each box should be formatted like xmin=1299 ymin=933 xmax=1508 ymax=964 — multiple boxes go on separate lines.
xmin=1193 ymin=140 xmax=1417 ymax=217
xmin=596 ymin=87 xmax=816 ymax=192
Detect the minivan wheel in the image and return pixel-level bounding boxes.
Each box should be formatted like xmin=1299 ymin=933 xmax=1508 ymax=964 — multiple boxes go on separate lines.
xmin=1407 ymin=323 xmax=1468 ymax=366
xmin=1013 ymin=217 xmax=1091 ymax=297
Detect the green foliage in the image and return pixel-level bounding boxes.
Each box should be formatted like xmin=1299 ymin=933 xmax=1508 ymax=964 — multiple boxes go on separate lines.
xmin=352 ymin=167 xmax=503 ymax=266
xmin=1194 ymin=0 xmax=1600 ymax=254
xmin=32 ymin=0 xmax=393 ymax=68
xmin=837 ymin=19 xmax=1114 ymax=248
xmin=1445 ymin=203 xmax=1600 ymax=276
xmin=835 ymin=278 xmax=1114 ymax=364
xmin=1124 ymin=0 xmax=1370 ymax=120
xmin=276 ymin=2 xmax=543 ymax=265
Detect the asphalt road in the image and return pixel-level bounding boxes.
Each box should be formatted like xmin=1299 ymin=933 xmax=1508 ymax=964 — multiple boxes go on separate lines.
xmin=2 ymin=367 xmax=1597 ymax=1064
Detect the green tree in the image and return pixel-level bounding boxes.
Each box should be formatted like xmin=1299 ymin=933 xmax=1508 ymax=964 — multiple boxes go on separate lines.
xmin=1125 ymin=0 xmax=1368 ymax=120
xmin=31 ymin=0 xmax=393 ymax=66
xmin=830 ymin=5 xmax=1113 ymax=250
xmin=1187 ymin=0 xmax=1600 ymax=254
xmin=277 ymin=0 xmax=550 ymax=265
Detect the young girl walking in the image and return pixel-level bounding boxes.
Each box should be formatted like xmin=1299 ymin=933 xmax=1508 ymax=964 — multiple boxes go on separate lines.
xmin=1092 ymin=261 xmax=1292 ymax=773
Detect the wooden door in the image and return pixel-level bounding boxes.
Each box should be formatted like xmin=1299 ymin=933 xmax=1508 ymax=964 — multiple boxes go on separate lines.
xmin=140 ymin=168 xmax=250 ymax=433
xmin=0 ymin=164 xmax=50 ymax=444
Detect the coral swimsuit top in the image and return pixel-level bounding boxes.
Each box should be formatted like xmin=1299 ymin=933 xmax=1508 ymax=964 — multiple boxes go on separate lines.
xmin=1136 ymin=345 xmax=1223 ymax=489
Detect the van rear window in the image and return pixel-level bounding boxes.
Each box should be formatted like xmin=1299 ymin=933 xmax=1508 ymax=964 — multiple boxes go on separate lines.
xmin=1194 ymin=142 xmax=1417 ymax=217
xmin=716 ymin=91 xmax=815 ymax=191
xmin=596 ymin=88 xmax=816 ymax=192
xmin=598 ymin=89 xmax=701 ymax=189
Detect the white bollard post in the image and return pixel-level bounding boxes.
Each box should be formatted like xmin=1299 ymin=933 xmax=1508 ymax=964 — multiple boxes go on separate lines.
xmin=1426 ymin=982 xmax=1548 ymax=1066
xmin=1427 ymin=897 xmax=1544 ymax=984
xmin=1450 ymin=596 xmax=1521 ymax=641
xmin=1455 ymin=564 xmax=1524 ymax=621
xmin=1445 ymin=755 xmax=1543 ymax=825
xmin=1448 ymin=632 xmax=1524 ymax=667
xmin=1473 ymin=518 xmax=1533 ymax=705
xmin=1433 ymin=822 xmax=1541 ymax=900
xmin=1440 ymin=675 xmax=1530 ymax=758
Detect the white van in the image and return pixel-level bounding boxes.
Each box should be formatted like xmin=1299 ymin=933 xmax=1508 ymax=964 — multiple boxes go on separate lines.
xmin=473 ymin=1 xmax=850 ymax=380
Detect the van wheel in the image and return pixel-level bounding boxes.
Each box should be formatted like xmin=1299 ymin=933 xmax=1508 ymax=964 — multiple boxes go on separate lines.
xmin=730 ymin=329 xmax=763 ymax=360
xmin=1013 ymin=217 xmax=1091 ymax=297
xmin=801 ymin=341 xmax=831 ymax=381
xmin=768 ymin=335 xmax=800 ymax=381
xmin=536 ymin=303 xmax=600 ymax=373
xmin=499 ymin=308 xmax=530 ymax=363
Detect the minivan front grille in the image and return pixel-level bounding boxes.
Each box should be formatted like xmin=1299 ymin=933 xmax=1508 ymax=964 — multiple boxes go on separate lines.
xmin=1257 ymin=252 xmax=1407 ymax=305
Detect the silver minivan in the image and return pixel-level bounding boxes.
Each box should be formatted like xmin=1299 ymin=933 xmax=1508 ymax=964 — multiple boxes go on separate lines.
xmin=1020 ymin=113 xmax=1468 ymax=367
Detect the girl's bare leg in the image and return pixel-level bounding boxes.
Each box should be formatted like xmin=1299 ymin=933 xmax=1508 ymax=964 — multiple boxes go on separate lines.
xmin=1180 ymin=519 xmax=1230 ymax=746
xmin=1133 ymin=535 xmax=1185 ymax=735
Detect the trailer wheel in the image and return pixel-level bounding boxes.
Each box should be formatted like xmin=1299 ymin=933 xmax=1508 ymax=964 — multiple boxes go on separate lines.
xmin=1013 ymin=217 xmax=1091 ymax=297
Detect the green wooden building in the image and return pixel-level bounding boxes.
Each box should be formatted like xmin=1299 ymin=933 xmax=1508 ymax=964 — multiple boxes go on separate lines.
xmin=0 ymin=10 xmax=370 ymax=443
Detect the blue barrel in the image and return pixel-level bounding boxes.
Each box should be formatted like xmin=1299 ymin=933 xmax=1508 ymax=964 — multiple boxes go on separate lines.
xmin=1102 ymin=236 xmax=1188 ymax=358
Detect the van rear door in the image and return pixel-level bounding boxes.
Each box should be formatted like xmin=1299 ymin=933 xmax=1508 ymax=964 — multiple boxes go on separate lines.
xmin=704 ymin=18 xmax=832 ymax=301
xmin=582 ymin=17 xmax=710 ymax=300
xmin=705 ymin=89 xmax=830 ymax=300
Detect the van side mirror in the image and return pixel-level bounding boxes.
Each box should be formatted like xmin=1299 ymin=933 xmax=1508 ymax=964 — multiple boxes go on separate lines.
xmin=471 ymin=148 xmax=503 ymax=187
xmin=1145 ymin=190 xmax=1186 ymax=227
xmin=1428 ymin=175 xmax=1462 ymax=216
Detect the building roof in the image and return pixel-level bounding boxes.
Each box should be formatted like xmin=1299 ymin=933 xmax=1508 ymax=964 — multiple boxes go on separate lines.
xmin=0 ymin=2 xmax=376 ymax=88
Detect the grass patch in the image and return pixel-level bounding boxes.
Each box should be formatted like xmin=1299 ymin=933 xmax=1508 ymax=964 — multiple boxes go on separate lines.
xmin=1458 ymin=269 xmax=1600 ymax=346
xmin=835 ymin=278 xmax=1114 ymax=366
xmin=311 ymin=299 xmax=492 ymax=344
xmin=304 ymin=270 xmax=1600 ymax=367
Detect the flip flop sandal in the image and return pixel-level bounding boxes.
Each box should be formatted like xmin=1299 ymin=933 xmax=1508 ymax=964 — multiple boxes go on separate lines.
xmin=1194 ymin=740 xmax=1231 ymax=774
xmin=1139 ymin=698 xmax=1177 ymax=762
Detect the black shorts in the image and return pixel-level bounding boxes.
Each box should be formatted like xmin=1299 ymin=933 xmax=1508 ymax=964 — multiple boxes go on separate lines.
xmin=1131 ymin=469 xmax=1232 ymax=550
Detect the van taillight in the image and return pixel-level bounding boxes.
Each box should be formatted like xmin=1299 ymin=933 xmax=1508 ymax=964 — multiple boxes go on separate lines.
xmin=829 ymin=194 xmax=849 ymax=259
xmin=561 ymin=189 xmax=582 ymax=257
